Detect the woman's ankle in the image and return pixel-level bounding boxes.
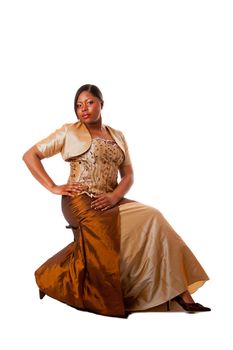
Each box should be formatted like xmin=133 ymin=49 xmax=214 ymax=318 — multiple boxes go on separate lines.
xmin=180 ymin=290 xmax=195 ymax=304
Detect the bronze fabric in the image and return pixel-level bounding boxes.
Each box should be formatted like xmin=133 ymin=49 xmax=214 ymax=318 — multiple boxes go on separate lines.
xmin=35 ymin=194 xmax=132 ymax=318
xmin=34 ymin=125 xmax=209 ymax=317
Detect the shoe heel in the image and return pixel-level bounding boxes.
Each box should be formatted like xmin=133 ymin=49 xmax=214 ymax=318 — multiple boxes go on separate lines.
xmin=166 ymin=300 xmax=171 ymax=311
xmin=39 ymin=290 xmax=45 ymax=299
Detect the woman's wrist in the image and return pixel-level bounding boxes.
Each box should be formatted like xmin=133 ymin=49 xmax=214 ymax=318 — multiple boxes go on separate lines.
xmin=111 ymin=191 xmax=122 ymax=204
xmin=47 ymin=182 xmax=57 ymax=192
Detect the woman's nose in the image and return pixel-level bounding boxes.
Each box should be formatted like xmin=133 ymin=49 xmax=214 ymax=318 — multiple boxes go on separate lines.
xmin=82 ymin=103 xmax=88 ymax=111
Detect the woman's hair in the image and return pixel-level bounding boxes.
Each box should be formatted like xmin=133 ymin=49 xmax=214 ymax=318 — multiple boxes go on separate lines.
xmin=74 ymin=84 xmax=104 ymax=117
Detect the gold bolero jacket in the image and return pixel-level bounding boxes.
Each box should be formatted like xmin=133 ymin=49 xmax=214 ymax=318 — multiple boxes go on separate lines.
xmin=36 ymin=121 xmax=131 ymax=166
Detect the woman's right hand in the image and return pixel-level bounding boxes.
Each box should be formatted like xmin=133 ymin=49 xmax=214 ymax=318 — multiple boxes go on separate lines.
xmin=23 ymin=146 xmax=90 ymax=196
xmin=49 ymin=183 xmax=89 ymax=196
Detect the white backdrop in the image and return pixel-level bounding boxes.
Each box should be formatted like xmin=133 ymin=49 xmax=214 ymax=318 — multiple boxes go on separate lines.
xmin=1 ymin=0 xmax=232 ymax=349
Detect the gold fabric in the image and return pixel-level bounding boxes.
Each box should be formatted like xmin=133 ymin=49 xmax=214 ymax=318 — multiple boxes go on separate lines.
xmin=35 ymin=197 xmax=209 ymax=316
xmin=36 ymin=121 xmax=131 ymax=165
xmin=35 ymin=194 xmax=132 ymax=317
xmin=68 ymin=138 xmax=124 ymax=196
xmin=119 ymin=202 xmax=209 ymax=311
xmin=34 ymin=125 xmax=209 ymax=317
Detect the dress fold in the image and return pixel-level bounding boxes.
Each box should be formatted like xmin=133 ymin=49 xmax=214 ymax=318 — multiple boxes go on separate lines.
xmin=35 ymin=194 xmax=126 ymax=317
xmin=34 ymin=137 xmax=209 ymax=317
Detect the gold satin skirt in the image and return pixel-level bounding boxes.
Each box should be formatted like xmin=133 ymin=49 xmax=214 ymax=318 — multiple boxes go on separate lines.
xmin=119 ymin=202 xmax=209 ymax=311
xmin=35 ymin=194 xmax=209 ymax=317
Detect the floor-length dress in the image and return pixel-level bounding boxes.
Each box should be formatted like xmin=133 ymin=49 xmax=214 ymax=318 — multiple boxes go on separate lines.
xmin=35 ymin=137 xmax=209 ymax=317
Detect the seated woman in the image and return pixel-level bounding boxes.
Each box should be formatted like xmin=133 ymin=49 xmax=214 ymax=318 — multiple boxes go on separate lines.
xmin=22 ymin=84 xmax=210 ymax=317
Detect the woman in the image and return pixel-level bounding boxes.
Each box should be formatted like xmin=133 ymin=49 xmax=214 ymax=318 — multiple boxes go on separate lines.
xmin=23 ymin=84 xmax=210 ymax=318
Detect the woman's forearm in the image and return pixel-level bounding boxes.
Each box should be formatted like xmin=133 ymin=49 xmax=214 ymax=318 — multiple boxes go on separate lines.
xmin=23 ymin=146 xmax=85 ymax=197
xmin=86 ymin=164 xmax=134 ymax=211
xmin=112 ymin=173 xmax=134 ymax=201
xmin=22 ymin=146 xmax=56 ymax=191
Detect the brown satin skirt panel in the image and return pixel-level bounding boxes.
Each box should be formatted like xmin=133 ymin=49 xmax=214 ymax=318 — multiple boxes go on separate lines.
xmin=35 ymin=194 xmax=126 ymax=317
xmin=35 ymin=241 xmax=85 ymax=309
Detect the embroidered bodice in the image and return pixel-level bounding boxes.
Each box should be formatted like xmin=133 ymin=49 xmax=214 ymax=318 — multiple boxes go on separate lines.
xmin=68 ymin=137 xmax=124 ymax=196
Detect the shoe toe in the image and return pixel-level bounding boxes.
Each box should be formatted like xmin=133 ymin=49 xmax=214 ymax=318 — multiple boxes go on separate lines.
xmin=195 ymin=303 xmax=211 ymax=311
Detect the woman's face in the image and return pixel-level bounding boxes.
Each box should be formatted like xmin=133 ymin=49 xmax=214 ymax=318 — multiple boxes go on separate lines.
xmin=76 ymin=91 xmax=103 ymax=125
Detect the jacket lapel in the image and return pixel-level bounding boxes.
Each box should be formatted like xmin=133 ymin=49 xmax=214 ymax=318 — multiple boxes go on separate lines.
xmin=62 ymin=121 xmax=125 ymax=161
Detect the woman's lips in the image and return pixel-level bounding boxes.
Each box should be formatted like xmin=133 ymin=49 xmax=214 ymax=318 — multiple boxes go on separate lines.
xmin=82 ymin=114 xmax=90 ymax=118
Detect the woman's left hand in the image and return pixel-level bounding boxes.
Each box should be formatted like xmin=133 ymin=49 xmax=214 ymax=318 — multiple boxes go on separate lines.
xmin=91 ymin=192 xmax=119 ymax=211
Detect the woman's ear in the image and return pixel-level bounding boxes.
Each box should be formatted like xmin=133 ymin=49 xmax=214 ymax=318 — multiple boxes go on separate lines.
xmin=101 ymin=101 xmax=104 ymax=109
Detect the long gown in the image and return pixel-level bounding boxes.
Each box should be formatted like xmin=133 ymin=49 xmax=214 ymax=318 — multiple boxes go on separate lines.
xmin=35 ymin=137 xmax=209 ymax=317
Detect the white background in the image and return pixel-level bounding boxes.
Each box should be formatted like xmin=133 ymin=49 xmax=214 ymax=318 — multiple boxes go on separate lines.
xmin=1 ymin=0 xmax=232 ymax=349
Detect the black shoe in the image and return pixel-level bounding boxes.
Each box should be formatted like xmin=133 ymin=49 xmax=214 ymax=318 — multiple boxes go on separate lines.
xmin=173 ymin=295 xmax=211 ymax=312
xmin=39 ymin=289 xmax=46 ymax=300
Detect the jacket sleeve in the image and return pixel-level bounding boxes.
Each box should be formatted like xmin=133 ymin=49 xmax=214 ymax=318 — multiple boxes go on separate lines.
xmin=119 ymin=132 xmax=132 ymax=167
xmin=35 ymin=124 xmax=69 ymax=158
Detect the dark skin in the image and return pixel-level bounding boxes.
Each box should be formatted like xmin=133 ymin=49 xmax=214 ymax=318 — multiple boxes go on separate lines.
xmin=22 ymin=90 xmax=134 ymax=211
xmin=22 ymin=90 xmax=195 ymax=304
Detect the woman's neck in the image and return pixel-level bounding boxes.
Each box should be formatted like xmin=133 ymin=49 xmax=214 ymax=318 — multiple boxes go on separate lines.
xmin=84 ymin=119 xmax=113 ymax=140
xmin=84 ymin=118 xmax=104 ymax=133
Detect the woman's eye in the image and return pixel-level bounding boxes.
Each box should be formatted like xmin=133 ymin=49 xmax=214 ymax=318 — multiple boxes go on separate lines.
xmin=87 ymin=100 xmax=94 ymax=105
